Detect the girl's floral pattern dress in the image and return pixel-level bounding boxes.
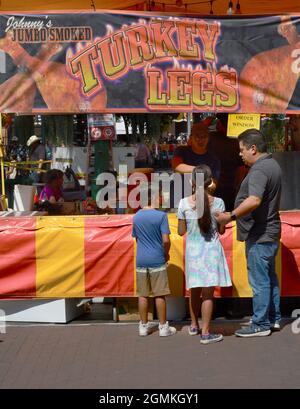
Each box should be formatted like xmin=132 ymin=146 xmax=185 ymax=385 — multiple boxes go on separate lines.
xmin=178 ymin=196 xmax=232 ymax=289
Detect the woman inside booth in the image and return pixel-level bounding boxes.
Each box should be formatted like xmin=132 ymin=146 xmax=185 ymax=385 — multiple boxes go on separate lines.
xmin=39 ymin=169 xmax=64 ymax=204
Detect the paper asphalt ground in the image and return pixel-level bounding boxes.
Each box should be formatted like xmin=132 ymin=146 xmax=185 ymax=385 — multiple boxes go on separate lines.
xmin=0 ymin=314 xmax=299 ymax=389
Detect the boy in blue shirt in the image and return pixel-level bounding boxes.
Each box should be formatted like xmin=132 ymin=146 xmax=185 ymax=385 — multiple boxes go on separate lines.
xmin=132 ymin=187 xmax=176 ymax=337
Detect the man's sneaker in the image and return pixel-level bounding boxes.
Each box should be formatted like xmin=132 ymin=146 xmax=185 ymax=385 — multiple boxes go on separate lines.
xmin=235 ymin=325 xmax=271 ymax=338
xmin=188 ymin=325 xmax=200 ymax=336
xmin=270 ymin=321 xmax=281 ymax=332
xmin=139 ymin=321 xmax=157 ymax=336
xmin=159 ymin=321 xmax=177 ymax=337
xmin=200 ymin=333 xmax=223 ymax=345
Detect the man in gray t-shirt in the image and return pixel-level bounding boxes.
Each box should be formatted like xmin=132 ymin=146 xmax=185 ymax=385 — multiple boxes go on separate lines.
xmin=235 ymin=153 xmax=281 ymax=243
xmin=216 ymin=129 xmax=282 ymax=338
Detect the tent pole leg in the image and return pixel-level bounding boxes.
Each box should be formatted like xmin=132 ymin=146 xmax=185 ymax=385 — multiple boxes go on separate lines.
xmin=112 ymin=298 xmax=119 ymax=322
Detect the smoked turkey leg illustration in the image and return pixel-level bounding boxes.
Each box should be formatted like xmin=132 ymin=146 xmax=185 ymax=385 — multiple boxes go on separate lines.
xmin=0 ymin=35 xmax=62 ymax=112
xmin=0 ymin=70 xmax=36 ymax=112
xmin=239 ymin=18 xmax=300 ymax=113
xmin=0 ymin=31 xmax=107 ymax=111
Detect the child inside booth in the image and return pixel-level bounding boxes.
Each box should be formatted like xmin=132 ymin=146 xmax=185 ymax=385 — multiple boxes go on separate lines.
xmin=35 ymin=169 xmax=64 ymax=214
xmin=39 ymin=169 xmax=64 ymax=204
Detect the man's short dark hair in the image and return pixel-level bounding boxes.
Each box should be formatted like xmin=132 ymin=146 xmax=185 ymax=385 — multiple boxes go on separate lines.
xmin=191 ymin=122 xmax=209 ymax=137
xmin=238 ymin=129 xmax=267 ymax=153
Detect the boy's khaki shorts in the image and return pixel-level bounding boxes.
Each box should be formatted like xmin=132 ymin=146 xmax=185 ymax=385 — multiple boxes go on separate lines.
xmin=136 ymin=265 xmax=170 ymax=297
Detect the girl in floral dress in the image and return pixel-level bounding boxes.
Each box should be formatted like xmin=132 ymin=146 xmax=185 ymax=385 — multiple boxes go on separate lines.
xmin=177 ymin=165 xmax=232 ymax=344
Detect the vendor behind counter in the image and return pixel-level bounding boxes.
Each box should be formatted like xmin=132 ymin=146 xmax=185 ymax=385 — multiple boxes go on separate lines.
xmin=37 ymin=168 xmax=105 ymax=215
xmin=172 ymin=122 xmax=221 ymax=183
xmin=39 ymin=169 xmax=64 ymax=204
xmin=171 ymin=122 xmax=220 ymax=208
xmin=171 ymin=119 xmax=247 ymax=211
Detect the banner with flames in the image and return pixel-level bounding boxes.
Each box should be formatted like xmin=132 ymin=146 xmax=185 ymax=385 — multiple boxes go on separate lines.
xmin=0 ymin=11 xmax=300 ymax=114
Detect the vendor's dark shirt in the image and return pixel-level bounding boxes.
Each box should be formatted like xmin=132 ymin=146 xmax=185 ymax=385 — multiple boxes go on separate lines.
xmin=209 ymin=130 xmax=244 ymax=210
xmin=173 ymin=145 xmax=221 ymax=180
xmin=209 ymin=131 xmax=243 ymax=188
xmin=235 ymin=154 xmax=282 ymax=243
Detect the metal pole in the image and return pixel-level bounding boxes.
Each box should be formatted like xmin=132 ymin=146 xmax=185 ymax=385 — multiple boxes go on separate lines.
xmin=112 ymin=298 xmax=119 ymax=322
xmin=187 ymin=112 xmax=192 ymax=140
xmin=0 ymin=113 xmax=8 ymax=209
xmin=85 ymin=116 xmax=91 ymax=194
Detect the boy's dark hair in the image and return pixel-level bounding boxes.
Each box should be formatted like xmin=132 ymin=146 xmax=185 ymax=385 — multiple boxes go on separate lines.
xmin=238 ymin=129 xmax=267 ymax=153
xmin=45 ymin=169 xmax=64 ymax=185
xmin=140 ymin=181 xmax=162 ymax=208
xmin=192 ymin=164 xmax=213 ymax=235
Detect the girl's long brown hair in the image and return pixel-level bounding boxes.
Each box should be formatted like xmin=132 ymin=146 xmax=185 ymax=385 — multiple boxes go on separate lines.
xmin=192 ymin=165 xmax=213 ymax=235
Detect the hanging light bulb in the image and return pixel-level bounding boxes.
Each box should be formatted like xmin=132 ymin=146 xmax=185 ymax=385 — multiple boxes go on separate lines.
xmin=235 ymin=0 xmax=242 ymax=14
xmin=176 ymin=0 xmax=183 ymax=7
xmin=227 ymin=1 xmax=233 ymax=15
xmin=210 ymin=0 xmax=214 ymax=15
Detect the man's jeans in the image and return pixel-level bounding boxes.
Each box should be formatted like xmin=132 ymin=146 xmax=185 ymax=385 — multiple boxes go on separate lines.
xmin=246 ymin=239 xmax=281 ymax=330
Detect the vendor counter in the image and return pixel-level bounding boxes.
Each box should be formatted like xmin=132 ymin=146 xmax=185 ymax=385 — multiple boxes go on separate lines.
xmin=0 ymin=212 xmax=300 ymax=300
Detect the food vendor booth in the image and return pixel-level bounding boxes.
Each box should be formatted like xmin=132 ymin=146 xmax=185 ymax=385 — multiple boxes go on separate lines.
xmin=0 ymin=5 xmax=300 ymax=322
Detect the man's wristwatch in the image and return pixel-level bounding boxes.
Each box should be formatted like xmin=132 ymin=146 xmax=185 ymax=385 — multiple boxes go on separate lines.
xmin=230 ymin=211 xmax=237 ymax=221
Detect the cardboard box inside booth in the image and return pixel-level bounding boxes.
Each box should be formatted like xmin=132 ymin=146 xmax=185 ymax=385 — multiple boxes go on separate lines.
xmin=117 ymin=297 xmax=154 ymax=321
xmin=60 ymin=201 xmax=82 ymax=215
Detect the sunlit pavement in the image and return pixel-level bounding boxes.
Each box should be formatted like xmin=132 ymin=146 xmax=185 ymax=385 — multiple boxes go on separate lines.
xmin=0 ymin=318 xmax=299 ymax=389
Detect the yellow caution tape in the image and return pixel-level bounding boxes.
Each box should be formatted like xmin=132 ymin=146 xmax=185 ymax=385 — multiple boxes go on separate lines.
xmin=5 ymin=165 xmax=48 ymax=173
xmin=4 ymin=160 xmax=52 ymax=165
xmin=55 ymin=158 xmax=73 ymax=163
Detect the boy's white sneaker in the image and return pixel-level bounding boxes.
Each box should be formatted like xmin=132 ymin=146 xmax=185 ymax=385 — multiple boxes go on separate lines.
xmin=139 ymin=321 xmax=156 ymax=336
xmin=159 ymin=321 xmax=177 ymax=337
